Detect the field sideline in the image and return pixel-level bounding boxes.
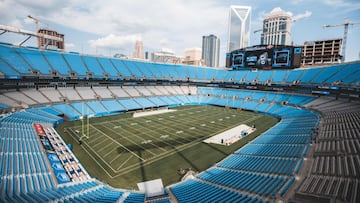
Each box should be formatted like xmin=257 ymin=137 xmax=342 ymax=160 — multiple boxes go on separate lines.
xmin=57 ymin=105 xmax=279 ymax=188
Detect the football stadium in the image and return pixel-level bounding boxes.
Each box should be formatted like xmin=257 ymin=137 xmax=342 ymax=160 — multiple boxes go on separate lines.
xmin=0 ymin=3 xmax=360 ymax=201
xmin=0 ymin=40 xmax=359 ymax=203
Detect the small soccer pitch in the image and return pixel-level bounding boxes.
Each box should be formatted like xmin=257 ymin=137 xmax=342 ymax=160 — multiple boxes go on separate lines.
xmin=57 ymin=105 xmax=279 ymax=188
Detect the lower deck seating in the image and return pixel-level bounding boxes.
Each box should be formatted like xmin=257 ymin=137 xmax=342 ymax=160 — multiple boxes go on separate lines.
xmin=0 ymin=110 xmax=132 ymax=202
xmin=170 ymin=179 xmax=266 ymax=203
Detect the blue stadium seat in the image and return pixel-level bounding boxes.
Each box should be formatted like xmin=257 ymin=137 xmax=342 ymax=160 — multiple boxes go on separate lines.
xmin=110 ymin=59 xmax=133 ymax=78
xmin=121 ymin=60 xmax=144 ymax=78
xmin=285 ymin=69 xmax=304 ymax=83
xmin=41 ymin=50 xmax=71 ymax=75
xmin=0 ymin=59 xmax=21 ymax=78
xmin=14 ymin=47 xmax=53 ymax=75
xmin=86 ymin=101 xmax=109 ymax=116
xmin=271 ymin=70 xmax=287 ymax=83
xmin=101 ymin=100 xmax=126 ymax=113
xmin=0 ymin=45 xmax=32 ymax=74
xmin=63 ymin=53 xmax=89 ymax=76
xmin=81 ymin=55 xmax=105 ymax=77
xmin=118 ymin=98 xmax=143 ymax=110
xmin=97 ymin=57 xmax=119 ymax=77
xmin=52 ymin=104 xmax=81 ymax=120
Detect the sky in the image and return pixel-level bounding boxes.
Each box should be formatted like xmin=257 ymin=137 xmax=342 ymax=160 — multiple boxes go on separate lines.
xmin=0 ymin=0 xmax=360 ymax=66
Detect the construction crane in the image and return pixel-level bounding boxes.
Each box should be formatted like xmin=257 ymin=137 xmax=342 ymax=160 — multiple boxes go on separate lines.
xmin=27 ymin=15 xmax=39 ymax=33
xmin=323 ymin=18 xmax=360 ymax=62
xmin=27 ymin=15 xmax=49 ymax=48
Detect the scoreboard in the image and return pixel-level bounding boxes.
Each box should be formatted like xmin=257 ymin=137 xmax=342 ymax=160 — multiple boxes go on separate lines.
xmin=226 ymin=45 xmax=302 ymax=70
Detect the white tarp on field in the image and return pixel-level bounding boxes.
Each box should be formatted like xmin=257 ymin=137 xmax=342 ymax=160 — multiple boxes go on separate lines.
xmin=203 ymin=124 xmax=255 ymax=145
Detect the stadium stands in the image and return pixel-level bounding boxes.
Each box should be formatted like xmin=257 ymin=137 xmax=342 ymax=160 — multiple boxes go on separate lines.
xmin=0 ymin=43 xmax=359 ymax=202
xmin=294 ymin=98 xmax=360 ymax=203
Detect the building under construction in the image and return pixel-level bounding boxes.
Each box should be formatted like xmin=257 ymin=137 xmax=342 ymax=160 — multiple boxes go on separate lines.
xmin=301 ymin=38 xmax=342 ymax=66
xmin=38 ymin=29 xmax=65 ymax=49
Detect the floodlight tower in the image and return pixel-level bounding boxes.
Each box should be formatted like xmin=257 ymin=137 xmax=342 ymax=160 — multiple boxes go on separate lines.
xmin=323 ymin=18 xmax=360 ymax=62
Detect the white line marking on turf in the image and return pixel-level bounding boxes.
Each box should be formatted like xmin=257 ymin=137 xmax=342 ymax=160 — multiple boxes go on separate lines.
xmin=87 ymin=133 xmax=104 ymax=144
xmin=160 ymin=135 xmax=169 ymax=138
xmin=98 ymin=141 xmax=115 ymax=153
xmin=103 ymin=147 xmax=117 ymax=158
xmin=176 ymin=131 xmax=183 ymax=134
xmin=189 ymin=127 xmax=196 ymax=130
xmin=91 ymin=124 xmax=146 ymax=161
xmin=109 ymin=153 xmax=122 ymax=164
xmin=117 ymin=155 xmax=133 ymax=170
xmin=92 ymin=138 xmax=107 ymax=149
xmin=145 ymin=120 xmax=152 ymax=123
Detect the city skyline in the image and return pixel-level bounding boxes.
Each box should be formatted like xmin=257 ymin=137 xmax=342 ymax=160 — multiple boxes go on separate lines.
xmin=0 ymin=0 xmax=359 ymax=66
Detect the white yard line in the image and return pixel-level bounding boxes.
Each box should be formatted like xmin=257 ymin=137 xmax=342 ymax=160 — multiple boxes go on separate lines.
xmin=98 ymin=141 xmax=116 ymax=154
xmin=109 ymin=153 xmax=123 ymax=165
xmin=117 ymin=155 xmax=134 ymax=170
xmin=87 ymin=133 xmax=104 ymax=144
xmin=92 ymin=137 xmax=108 ymax=149
xmin=91 ymin=124 xmax=146 ymax=161
xmin=103 ymin=147 xmax=117 ymax=159
xmin=103 ymin=122 xmax=158 ymax=156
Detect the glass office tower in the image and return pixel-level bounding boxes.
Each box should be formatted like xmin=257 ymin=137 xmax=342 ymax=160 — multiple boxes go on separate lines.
xmin=202 ymin=34 xmax=220 ymax=67
xmin=227 ymin=6 xmax=252 ymax=52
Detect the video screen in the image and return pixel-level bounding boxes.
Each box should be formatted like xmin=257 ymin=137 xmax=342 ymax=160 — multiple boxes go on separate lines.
xmin=275 ymin=51 xmax=289 ymax=64
xmin=245 ymin=50 xmax=272 ymax=69
xmin=233 ymin=54 xmax=244 ymax=67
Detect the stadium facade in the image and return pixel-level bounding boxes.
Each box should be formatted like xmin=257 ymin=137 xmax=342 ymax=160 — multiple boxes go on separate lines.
xmin=0 ymin=41 xmax=359 ymax=203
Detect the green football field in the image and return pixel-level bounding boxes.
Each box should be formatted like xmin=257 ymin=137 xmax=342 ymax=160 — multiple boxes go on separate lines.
xmin=57 ymin=105 xmax=278 ymax=188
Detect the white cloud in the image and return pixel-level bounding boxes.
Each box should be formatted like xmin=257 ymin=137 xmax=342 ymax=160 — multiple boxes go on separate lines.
xmin=322 ymin=0 xmax=360 ymax=10
xmin=65 ymin=43 xmax=75 ymax=48
xmin=258 ymin=7 xmax=312 ymax=23
xmin=88 ymin=34 xmax=142 ymax=49
xmin=290 ymin=0 xmax=305 ymax=4
xmin=293 ymin=11 xmax=312 ymax=21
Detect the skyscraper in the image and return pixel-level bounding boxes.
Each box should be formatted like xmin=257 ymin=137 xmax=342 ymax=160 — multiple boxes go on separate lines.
xmin=261 ymin=7 xmax=292 ymax=46
xmin=202 ymin=34 xmax=220 ymax=67
xmin=227 ymin=5 xmax=252 ymax=52
xmin=132 ymin=40 xmax=144 ymax=59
